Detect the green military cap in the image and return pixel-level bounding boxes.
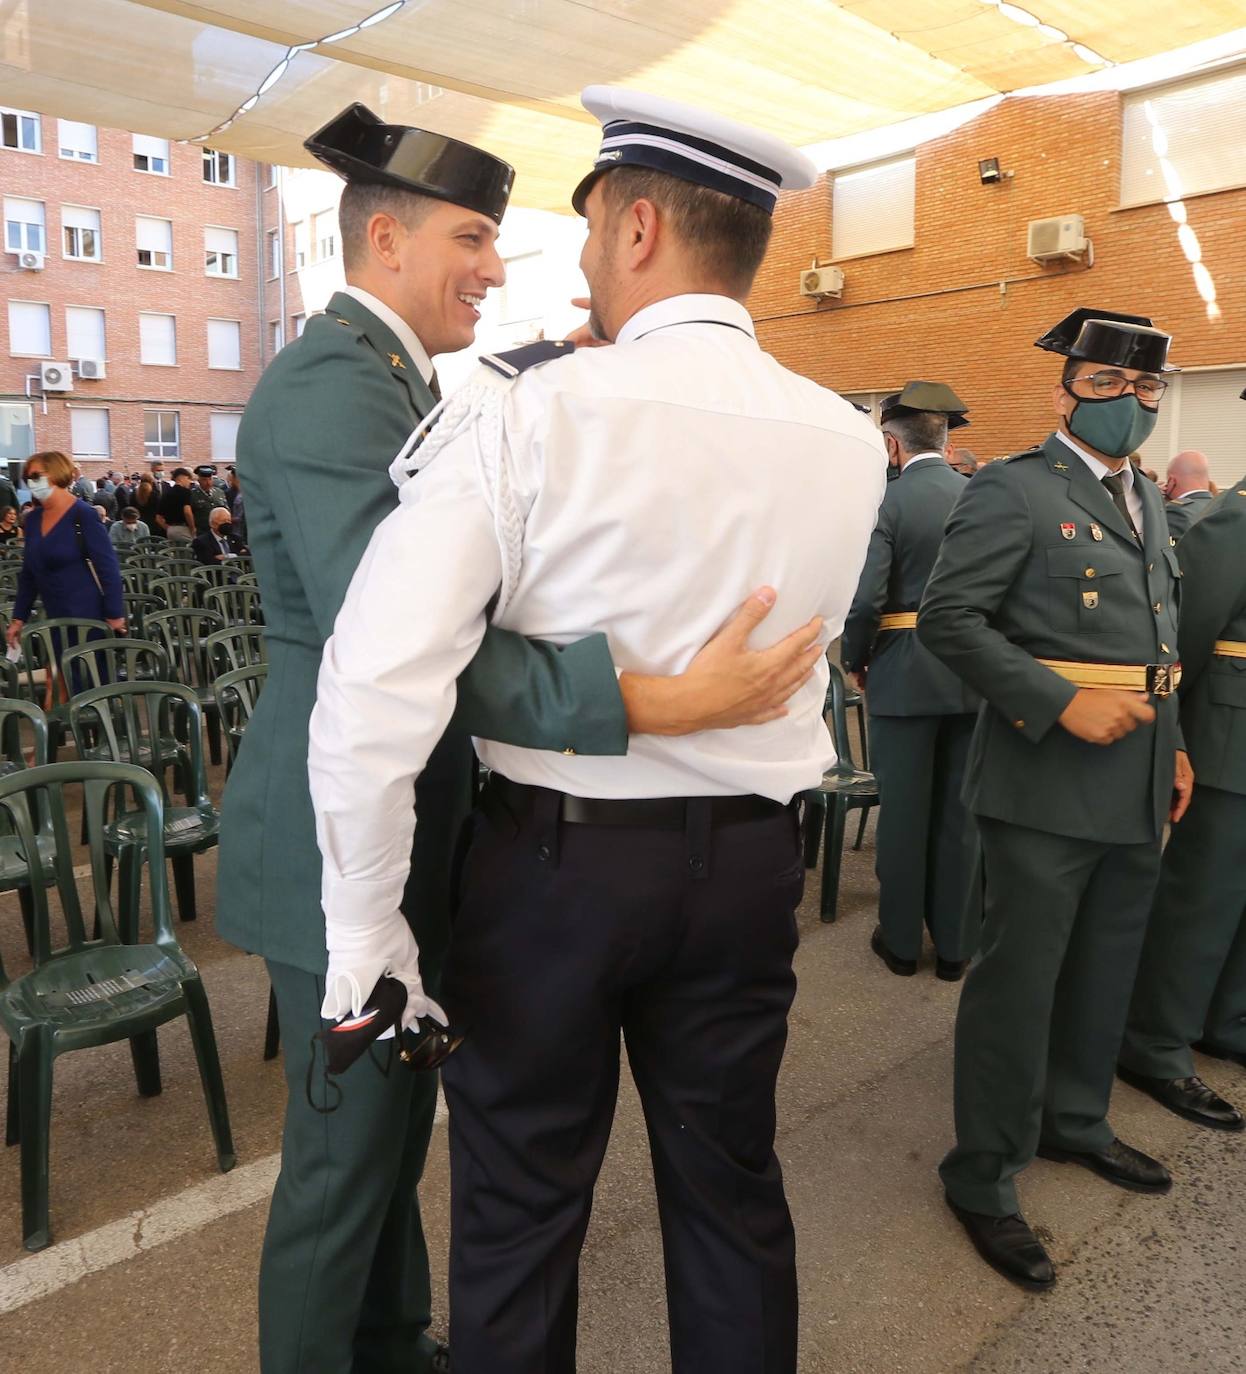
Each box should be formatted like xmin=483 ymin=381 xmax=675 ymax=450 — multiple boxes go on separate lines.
xmin=880 ymin=381 xmax=970 ymax=429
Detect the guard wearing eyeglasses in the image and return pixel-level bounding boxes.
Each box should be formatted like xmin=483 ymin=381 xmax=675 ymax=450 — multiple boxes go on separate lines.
xmin=918 ymin=308 xmax=1192 ymax=1292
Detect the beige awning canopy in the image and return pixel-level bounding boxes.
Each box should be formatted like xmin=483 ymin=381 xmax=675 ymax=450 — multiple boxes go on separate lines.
xmin=4 ymin=0 xmax=1245 ymax=209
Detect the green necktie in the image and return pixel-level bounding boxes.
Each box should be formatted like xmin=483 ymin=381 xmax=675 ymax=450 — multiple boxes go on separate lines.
xmin=1101 ymin=472 xmax=1140 ymax=542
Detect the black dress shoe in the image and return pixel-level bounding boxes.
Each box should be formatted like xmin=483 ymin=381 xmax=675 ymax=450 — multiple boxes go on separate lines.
xmin=871 ymin=925 xmax=917 ymax=977
xmin=1193 ymin=1040 xmax=1246 ymax=1071
xmin=429 ymin=1343 xmax=451 ymax=1374
xmin=1036 ymin=1137 xmax=1172 ymax=1193
xmin=936 ymin=956 xmax=969 ymax=982
xmin=945 ymin=1196 xmax=1055 ymax=1292
xmin=1117 ymin=1065 xmax=1245 ymax=1131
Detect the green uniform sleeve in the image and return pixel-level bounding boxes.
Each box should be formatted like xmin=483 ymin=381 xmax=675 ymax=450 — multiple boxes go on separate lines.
xmin=841 ymin=504 xmax=894 ymax=672
xmin=269 ymin=327 xmax=628 ymax=756
xmin=1174 ymin=503 xmax=1246 ymax=694
xmin=918 ymin=462 xmax=1076 ymax=743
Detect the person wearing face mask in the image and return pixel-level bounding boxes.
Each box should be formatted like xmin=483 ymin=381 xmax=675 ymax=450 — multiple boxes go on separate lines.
xmin=918 ymin=309 xmax=1192 ymax=1293
xmin=191 ymin=504 xmax=248 ymax=564
xmin=841 ymin=382 xmax=981 ymax=980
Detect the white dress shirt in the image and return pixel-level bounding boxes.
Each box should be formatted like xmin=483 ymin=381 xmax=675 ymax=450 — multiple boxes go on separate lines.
xmin=901 ymin=451 xmax=941 ymax=472
xmin=1055 ymin=429 xmax=1145 ymax=536
xmin=308 ymin=293 xmax=886 ymax=1007
xmin=339 ymin=284 xmax=435 ymax=386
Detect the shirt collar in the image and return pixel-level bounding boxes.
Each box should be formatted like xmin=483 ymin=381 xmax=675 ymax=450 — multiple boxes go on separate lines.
xmin=902 ymin=451 xmax=942 ymax=471
xmin=1055 ymin=428 xmax=1134 ymax=491
xmin=1178 ymin=489 xmax=1211 ymax=499
xmin=340 ymin=285 xmax=435 ymax=385
xmin=616 ymin=294 xmax=756 ymax=347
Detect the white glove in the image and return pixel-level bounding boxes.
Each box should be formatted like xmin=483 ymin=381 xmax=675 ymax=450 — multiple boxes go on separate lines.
xmin=320 ymin=909 xmax=447 ymax=1032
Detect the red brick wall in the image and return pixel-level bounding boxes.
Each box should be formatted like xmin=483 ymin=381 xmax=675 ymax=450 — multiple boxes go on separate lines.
xmin=750 ymin=92 xmax=1246 ymax=460
xmin=1 ymin=123 xmax=262 ymax=478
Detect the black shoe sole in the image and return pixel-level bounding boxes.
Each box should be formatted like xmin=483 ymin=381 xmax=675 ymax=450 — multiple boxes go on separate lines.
xmin=1116 ymin=1067 xmax=1246 ymax=1133
xmin=870 ymin=930 xmax=917 ymax=977
xmin=1036 ymin=1144 xmax=1173 ymax=1194
xmin=945 ymin=1200 xmax=1056 ymax=1293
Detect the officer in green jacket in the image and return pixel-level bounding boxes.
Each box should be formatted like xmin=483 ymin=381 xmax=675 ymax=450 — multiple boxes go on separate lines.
xmin=220 ymin=103 xmax=817 ymax=1374
xmin=1118 ymin=465 xmax=1246 ymax=1128
xmin=841 ymin=382 xmax=979 ymax=980
xmin=1161 ymin=450 xmax=1215 ymax=543
xmin=918 ymin=309 xmax=1194 ymax=1292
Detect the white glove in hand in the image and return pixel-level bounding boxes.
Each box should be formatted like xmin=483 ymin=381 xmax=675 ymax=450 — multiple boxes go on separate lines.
xmin=320 ymin=910 xmax=447 ymax=1031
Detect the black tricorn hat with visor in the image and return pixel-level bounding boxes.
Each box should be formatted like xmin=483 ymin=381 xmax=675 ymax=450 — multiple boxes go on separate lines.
xmin=1035 ymin=308 xmax=1178 ymax=374
xmin=304 ymin=103 xmax=515 ymax=225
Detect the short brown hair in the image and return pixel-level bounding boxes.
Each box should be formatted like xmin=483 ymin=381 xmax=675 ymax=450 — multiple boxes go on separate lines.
xmin=339 ymin=182 xmax=438 ymax=271
xmin=24 ymin=450 xmax=74 ymax=487
xmin=599 ymin=168 xmax=773 ymax=296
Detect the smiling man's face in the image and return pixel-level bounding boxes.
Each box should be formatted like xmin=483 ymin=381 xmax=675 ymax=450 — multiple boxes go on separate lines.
xmin=393 ymin=200 xmax=506 ymax=358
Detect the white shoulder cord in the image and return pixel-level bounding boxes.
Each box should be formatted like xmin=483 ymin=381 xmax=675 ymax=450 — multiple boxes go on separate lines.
xmin=387 ymin=366 xmax=525 ymax=616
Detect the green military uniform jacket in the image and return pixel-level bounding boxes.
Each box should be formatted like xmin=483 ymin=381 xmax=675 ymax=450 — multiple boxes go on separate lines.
xmin=1169 ymin=477 xmax=1246 ymax=793
xmin=918 ymin=434 xmax=1182 ymax=846
xmin=841 ymin=455 xmax=978 ymax=717
xmin=218 ymin=292 xmax=627 ymax=974
xmin=188 ymin=482 xmax=228 ymax=534
xmin=1165 ymin=488 xmax=1214 ymax=544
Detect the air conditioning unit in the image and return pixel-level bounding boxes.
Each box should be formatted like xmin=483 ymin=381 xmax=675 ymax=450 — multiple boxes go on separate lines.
xmin=799 ymin=265 xmax=844 ymax=300
xmin=1027 ymin=214 xmax=1087 ymax=262
xmin=39 ymin=361 xmax=74 ymax=393
xmin=17 ymin=250 xmax=45 ymax=271
xmin=76 ymin=358 xmax=106 ymax=380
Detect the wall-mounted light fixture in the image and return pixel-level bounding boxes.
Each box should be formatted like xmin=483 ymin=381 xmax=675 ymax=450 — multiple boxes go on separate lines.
xmin=978 ymin=157 xmax=1014 ymax=184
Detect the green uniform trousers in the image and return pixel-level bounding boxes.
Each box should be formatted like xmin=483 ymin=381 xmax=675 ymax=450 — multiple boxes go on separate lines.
xmin=1120 ymin=784 xmax=1246 ymax=1078
xmin=939 ymin=817 xmax=1161 ymax=1216
xmin=868 ymin=713 xmax=979 ymax=963
xmin=259 ymin=961 xmax=443 ymax=1374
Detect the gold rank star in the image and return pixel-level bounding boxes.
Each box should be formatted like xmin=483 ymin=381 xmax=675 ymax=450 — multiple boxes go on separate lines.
xmin=389 ymin=353 xmax=406 ymax=370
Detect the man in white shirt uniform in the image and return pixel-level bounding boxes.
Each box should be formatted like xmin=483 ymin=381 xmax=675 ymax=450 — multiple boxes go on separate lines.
xmin=309 ymin=87 xmax=886 ymax=1373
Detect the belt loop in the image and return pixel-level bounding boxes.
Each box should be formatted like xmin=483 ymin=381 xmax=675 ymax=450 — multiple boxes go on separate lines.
xmin=534 ymin=786 xmax=562 ymax=869
xmin=685 ymin=798 xmax=711 ymax=881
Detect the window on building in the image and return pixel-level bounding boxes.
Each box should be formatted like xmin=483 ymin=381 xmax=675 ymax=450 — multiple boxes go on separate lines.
xmin=292 ymin=219 xmax=308 ymax=269
xmin=0 ymin=402 xmax=35 ymax=463
xmin=204 ymin=225 xmax=239 ymax=277
xmin=1 ymin=108 xmax=40 ymax=154
xmin=136 ymin=215 xmax=173 ymax=270
xmin=1143 ymin=367 xmax=1246 ymax=491
xmin=132 ymin=133 xmax=170 ymax=175
xmin=144 ymin=412 xmax=180 ymax=460
xmin=292 ymin=312 xmax=307 ymax=338
xmin=313 ymin=210 xmax=337 ymax=262
xmin=207 ymin=318 xmax=242 ymax=370
xmin=62 ymin=205 xmax=102 ymax=261
xmin=70 ymin=408 xmax=110 ymax=459
xmin=265 ymin=163 xmax=279 ymax=189
xmin=1122 ymin=68 xmax=1246 ymax=208
xmin=7 ymin=301 xmax=51 ymax=357
xmin=66 ymin=306 xmax=106 ymax=362
xmin=270 ymin=321 xmax=284 ymax=354
xmin=832 ymin=156 xmax=916 ymax=260
xmin=138 ymin=312 xmax=177 ymax=366
xmin=3 ymin=197 xmax=46 ymax=254
xmin=57 ymin=120 xmax=98 ymax=163
xmin=210 ymin=412 xmax=242 ymax=461
xmin=267 ymin=228 xmax=281 ymax=278
xmin=202 ymin=148 xmax=235 ymax=186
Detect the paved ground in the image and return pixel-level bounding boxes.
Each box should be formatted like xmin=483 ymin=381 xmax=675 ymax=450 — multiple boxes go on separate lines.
xmin=0 ymin=750 xmax=1244 ymax=1372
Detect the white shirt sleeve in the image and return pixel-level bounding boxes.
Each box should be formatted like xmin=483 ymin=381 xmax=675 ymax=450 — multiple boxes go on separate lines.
xmin=308 ymin=430 xmax=504 ymax=1018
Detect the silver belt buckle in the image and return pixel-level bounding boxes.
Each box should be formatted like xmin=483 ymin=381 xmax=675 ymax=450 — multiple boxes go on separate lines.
xmin=1147 ymin=664 xmax=1174 ymax=698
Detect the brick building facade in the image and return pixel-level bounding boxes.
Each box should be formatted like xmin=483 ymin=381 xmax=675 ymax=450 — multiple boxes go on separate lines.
xmin=750 ymin=85 xmax=1246 ymax=481
xmin=1 ymin=115 xmax=262 ymax=483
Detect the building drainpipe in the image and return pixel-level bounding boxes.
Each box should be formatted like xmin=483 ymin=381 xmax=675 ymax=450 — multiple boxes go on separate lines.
xmin=276 ymin=165 xmax=288 ymax=350
xmin=254 ymin=163 xmax=268 ymax=366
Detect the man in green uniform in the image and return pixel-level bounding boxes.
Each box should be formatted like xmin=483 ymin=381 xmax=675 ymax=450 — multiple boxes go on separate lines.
xmin=219 ymin=103 xmax=821 ymax=1374
xmin=189 ymin=464 xmax=227 ymax=534
xmin=918 ymin=309 xmax=1194 ymax=1291
xmin=1161 ymin=450 xmax=1215 ymax=543
xmin=1117 ymin=451 xmax=1246 ymax=1128
xmin=841 ymin=382 xmax=979 ymax=980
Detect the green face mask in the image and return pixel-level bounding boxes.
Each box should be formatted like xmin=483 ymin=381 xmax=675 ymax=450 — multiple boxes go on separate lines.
xmin=1066 ymin=393 xmax=1158 ymax=459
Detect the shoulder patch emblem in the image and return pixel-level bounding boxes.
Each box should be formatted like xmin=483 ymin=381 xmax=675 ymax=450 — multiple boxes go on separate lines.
xmin=480 ymin=339 xmax=575 ymax=379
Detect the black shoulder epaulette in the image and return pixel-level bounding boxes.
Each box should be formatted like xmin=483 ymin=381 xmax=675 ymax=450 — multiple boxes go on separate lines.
xmin=1004 ymin=447 xmax=1045 ymax=463
xmin=480 ymin=339 xmax=574 ymax=378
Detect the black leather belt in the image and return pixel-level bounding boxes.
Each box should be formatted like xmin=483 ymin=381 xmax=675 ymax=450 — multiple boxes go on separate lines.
xmin=488 ymin=774 xmax=788 ymax=829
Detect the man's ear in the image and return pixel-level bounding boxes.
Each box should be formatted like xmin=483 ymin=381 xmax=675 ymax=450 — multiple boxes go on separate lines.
xmin=627 ymin=198 xmax=661 ymax=269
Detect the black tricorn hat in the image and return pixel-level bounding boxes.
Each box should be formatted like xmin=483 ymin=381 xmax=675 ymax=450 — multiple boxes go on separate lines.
xmin=305 ymin=103 xmax=515 ymax=225
xmin=1035 ymin=308 xmax=1178 ymax=374
xmin=193 ymin=464 xmax=216 ymax=476
xmin=880 ymin=380 xmax=970 ymax=430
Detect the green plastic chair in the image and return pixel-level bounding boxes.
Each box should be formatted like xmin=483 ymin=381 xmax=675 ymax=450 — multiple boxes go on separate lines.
xmin=150 ymin=574 xmax=204 ymax=611
xmin=0 ymin=759 xmax=235 ymax=1251
xmin=157 ymin=554 xmax=199 ymax=578
xmin=0 ymin=698 xmax=56 ymax=953
xmin=202 ymin=584 xmax=263 ymax=627
xmin=124 ymin=592 xmax=164 ymax=640
xmin=60 ymin=636 xmax=172 ymax=693
xmin=143 ymin=609 xmax=225 ymax=765
xmin=236 ymin=572 xmax=258 ymax=588
xmin=119 ymin=568 xmax=149 ymax=598
xmin=802 ymin=663 xmax=880 ymax=923
xmin=17 ymin=618 xmax=112 ymax=757
xmin=213 ymin=662 xmax=268 ymax=768
xmin=205 ymin=624 xmax=267 ymax=677
xmin=191 ymin=564 xmax=236 ymax=593
xmin=69 ymin=683 xmax=220 ymax=928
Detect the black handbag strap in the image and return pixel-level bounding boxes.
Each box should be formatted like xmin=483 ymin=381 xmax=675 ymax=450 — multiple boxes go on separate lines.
xmin=72 ymin=509 xmax=104 ymax=594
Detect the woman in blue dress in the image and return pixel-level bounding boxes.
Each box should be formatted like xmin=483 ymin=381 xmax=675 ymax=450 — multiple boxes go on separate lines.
xmin=6 ymin=451 xmax=125 ymax=697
